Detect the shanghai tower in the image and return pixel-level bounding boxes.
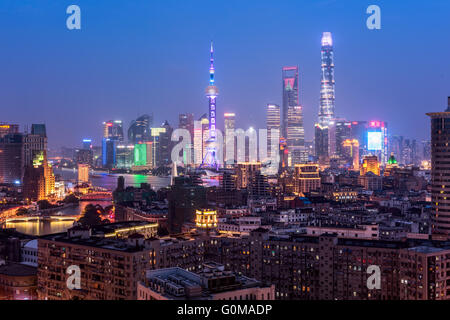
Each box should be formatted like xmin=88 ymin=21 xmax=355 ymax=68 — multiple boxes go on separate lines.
xmin=318 ymin=32 xmax=335 ymax=126
xmin=315 ymin=32 xmax=335 ymax=161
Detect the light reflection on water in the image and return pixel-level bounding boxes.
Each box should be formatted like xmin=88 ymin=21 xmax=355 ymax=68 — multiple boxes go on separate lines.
xmin=5 ymin=201 xmax=112 ymax=236
xmin=5 ymin=221 xmax=75 ymax=236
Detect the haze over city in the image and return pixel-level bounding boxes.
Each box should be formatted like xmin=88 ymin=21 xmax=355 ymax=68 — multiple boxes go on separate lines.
xmin=0 ymin=0 xmax=449 ymax=148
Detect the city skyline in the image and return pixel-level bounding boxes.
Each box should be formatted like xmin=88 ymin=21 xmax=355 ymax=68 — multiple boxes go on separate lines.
xmin=1 ymin=1 xmax=450 ymax=304
xmin=0 ymin=1 xmax=449 ymax=148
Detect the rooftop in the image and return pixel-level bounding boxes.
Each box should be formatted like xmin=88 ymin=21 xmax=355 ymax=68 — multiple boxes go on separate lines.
xmin=0 ymin=262 xmax=37 ymax=277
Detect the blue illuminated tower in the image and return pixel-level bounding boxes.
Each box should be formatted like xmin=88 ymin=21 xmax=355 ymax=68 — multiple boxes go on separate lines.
xmin=201 ymin=42 xmax=220 ymax=169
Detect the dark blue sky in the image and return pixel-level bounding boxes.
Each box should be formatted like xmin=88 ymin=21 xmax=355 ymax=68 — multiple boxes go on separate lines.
xmin=0 ymin=0 xmax=449 ymax=148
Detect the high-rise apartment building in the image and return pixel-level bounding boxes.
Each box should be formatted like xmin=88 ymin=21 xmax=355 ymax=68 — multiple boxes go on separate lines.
xmin=427 ymin=97 xmax=450 ymax=235
xmin=235 ymin=162 xmax=261 ymax=190
xmin=294 ymin=164 xmax=321 ymax=194
xmin=167 ymin=176 xmax=207 ymax=234
xmin=0 ymin=133 xmax=24 ymax=184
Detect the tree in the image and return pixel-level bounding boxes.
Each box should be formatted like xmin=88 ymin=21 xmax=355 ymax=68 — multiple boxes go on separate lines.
xmin=37 ymin=200 xmax=53 ymax=210
xmin=63 ymin=194 xmax=80 ymax=204
xmin=78 ymin=204 xmax=102 ymax=227
xmin=16 ymin=207 xmax=29 ymax=216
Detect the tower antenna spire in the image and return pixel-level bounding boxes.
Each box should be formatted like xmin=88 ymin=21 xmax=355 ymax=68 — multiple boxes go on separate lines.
xmin=209 ymin=41 xmax=215 ymax=86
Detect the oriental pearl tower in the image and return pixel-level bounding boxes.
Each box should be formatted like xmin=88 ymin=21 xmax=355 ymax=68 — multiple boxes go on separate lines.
xmin=200 ymin=42 xmax=220 ymax=170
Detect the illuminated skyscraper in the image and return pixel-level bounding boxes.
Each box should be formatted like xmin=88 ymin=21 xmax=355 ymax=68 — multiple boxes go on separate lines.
xmin=150 ymin=127 xmax=166 ymax=167
xmin=224 ymin=113 xmax=235 ymax=133
xmin=78 ymin=163 xmax=89 ymax=183
xmin=236 ymin=162 xmax=261 ymax=189
xmin=103 ymin=120 xmax=124 ymax=141
xmin=102 ymin=138 xmax=117 ymax=169
xmin=224 ymin=113 xmax=236 ymax=166
xmin=193 ymin=115 xmax=208 ymax=165
xmin=360 ymin=155 xmax=380 ymax=176
xmin=427 ymin=97 xmax=450 ymax=235
xmin=282 ymin=67 xmax=305 ymax=165
xmin=179 ymin=113 xmax=194 ymax=165
xmin=342 ymin=139 xmax=360 ymax=171
xmin=266 ymin=104 xmax=280 ymax=158
xmin=128 ymin=114 xmax=152 ymax=144
xmin=116 ymin=144 xmax=134 ymax=169
xmin=201 ymin=42 xmax=220 ymax=169
xmin=82 ymin=139 xmax=92 ymax=150
xmin=23 ymin=150 xmax=55 ymax=201
xmin=287 ymin=105 xmax=306 ymax=164
xmin=315 ymin=32 xmax=335 ymax=161
xmin=315 ymin=32 xmax=335 ymax=163
xmin=158 ymin=121 xmax=173 ymax=166
xmin=282 ymin=67 xmax=299 ymax=138
xmin=318 ymin=32 xmax=335 ymax=126
xmin=267 ymin=104 xmax=281 ymax=132
xmin=24 ymin=124 xmax=47 ymax=167
xmin=367 ymin=121 xmax=388 ymax=165
xmin=179 ymin=113 xmax=194 ymax=137
xmin=0 ymin=133 xmax=23 ymax=184
xmin=0 ymin=123 xmax=19 ymax=138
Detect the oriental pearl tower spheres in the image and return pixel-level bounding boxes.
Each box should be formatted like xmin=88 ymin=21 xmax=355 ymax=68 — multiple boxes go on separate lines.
xmin=201 ymin=42 xmax=220 ymax=170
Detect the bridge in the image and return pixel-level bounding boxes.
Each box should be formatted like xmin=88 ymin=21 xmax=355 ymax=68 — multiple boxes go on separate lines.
xmin=79 ymin=191 xmax=113 ymax=201
xmin=5 ymin=215 xmax=78 ymax=223
xmin=0 ymin=206 xmax=32 ymax=224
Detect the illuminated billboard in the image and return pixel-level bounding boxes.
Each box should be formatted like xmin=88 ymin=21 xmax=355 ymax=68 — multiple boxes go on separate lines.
xmin=134 ymin=144 xmax=147 ymax=166
xmin=368 ymin=132 xmax=382 ymax=151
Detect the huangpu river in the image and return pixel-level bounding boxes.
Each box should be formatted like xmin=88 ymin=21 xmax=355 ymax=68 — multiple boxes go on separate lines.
xmin=54 ymin=168 xmax=171 ymax=191
xmin=4 ymin=169 xmax=171 ymax=236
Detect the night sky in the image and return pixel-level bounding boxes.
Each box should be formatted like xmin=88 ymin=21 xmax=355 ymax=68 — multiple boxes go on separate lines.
xmin=0 ymin=0 xmax=449 ymax=148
